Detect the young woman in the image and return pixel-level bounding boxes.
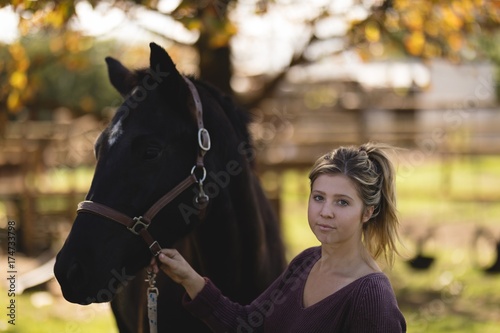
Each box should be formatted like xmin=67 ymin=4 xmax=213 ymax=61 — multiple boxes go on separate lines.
xmin=152 ymin=143 xmax=407 ymax=332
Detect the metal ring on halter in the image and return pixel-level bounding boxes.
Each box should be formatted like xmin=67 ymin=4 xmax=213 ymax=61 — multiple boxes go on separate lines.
xmin=128 ymin=216 xmax=150 ymax=235
xmin=191 ymin=165 xmax=207 ymax=183
xmin=198 ymin=128 xmax=211 ymax=151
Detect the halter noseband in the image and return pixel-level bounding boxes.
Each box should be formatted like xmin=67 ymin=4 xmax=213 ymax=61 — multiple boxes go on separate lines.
xmin=76 ymin=76 xmax=211 ymax=256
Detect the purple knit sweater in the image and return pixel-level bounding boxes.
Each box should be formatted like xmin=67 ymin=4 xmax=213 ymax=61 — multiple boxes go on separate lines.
xmin=183 ymin=247 xmax=406 ymax=332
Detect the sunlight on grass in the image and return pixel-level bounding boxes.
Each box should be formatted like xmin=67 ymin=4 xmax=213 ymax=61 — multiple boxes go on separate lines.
xmin=0 ymin=287 xmax=116 ymax=333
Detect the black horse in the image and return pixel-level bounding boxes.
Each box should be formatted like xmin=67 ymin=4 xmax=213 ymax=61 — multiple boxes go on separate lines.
xmin=54 ymin=43 xmax=286 ymax=332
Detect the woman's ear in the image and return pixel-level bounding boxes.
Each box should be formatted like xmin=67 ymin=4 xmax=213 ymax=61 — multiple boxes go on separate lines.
xmin=362 ymin=206 xmax=374 ymax=223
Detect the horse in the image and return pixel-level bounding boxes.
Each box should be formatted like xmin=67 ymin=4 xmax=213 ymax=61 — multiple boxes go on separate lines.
xmin=54 ymin=42 xmax=286 ymax=332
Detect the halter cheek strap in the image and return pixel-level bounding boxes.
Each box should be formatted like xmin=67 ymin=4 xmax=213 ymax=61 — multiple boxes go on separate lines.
xmin=76 ymin=76 xmax=211 ymax=256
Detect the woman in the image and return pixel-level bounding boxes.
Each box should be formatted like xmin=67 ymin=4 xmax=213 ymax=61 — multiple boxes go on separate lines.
xmin=152 ymin=143 xmax=407 ymax=332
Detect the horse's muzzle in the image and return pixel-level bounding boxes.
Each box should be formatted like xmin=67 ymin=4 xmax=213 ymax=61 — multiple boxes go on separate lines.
xmin=54 ymin=254 xmax=91 ymax=304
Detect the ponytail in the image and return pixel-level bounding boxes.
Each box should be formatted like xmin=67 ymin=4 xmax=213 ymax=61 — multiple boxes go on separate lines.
xmin=360 ymin=143 xmax=400 ymax=266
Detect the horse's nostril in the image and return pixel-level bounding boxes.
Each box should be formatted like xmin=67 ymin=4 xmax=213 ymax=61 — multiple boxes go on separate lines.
xmin=66 ymin=259 xmax=88 ymax=287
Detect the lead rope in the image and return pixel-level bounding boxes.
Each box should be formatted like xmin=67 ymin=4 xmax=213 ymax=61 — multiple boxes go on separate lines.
xmin=147 ymin=268 xmax=159 ymax=333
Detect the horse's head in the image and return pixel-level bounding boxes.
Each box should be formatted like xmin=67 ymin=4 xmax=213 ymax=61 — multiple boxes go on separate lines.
xmin=54 ymin=43 xmax=227 ymax=304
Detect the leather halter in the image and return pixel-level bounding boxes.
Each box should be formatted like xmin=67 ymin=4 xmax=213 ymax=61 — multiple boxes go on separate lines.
xmin=76 ymin=76 xmax=211 ymax=256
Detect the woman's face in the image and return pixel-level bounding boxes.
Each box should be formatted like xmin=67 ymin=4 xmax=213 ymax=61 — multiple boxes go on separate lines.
xmin=308 ymin=174 xmax=372 ymax=247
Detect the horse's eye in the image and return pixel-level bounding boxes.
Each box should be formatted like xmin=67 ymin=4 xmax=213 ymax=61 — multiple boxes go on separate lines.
xmin=144 ymin=146 xmax=162 ymax=160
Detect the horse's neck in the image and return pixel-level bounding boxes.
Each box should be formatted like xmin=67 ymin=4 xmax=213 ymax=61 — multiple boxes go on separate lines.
xmin=185 ymin=163 xmax=267 ymax=254
xmin=177 ymin=163 xmax=281 ymax=297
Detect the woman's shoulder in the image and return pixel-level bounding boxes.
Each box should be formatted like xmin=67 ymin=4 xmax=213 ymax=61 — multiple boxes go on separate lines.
xmin=354 ymin=272 xmax=399 ymax=307
xmin=345 ymin=273 xmax=406 ymax=332
xmin=362 ymin=272 xmax=393 ymax=288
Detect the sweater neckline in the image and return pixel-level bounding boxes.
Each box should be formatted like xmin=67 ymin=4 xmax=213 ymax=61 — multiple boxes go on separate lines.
xmin=299 ymin=249 xmax=384 ymax=310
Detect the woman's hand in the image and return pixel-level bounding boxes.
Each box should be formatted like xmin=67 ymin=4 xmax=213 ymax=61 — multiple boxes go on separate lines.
xmin=152 ymin=248 xmax=206 ymax=300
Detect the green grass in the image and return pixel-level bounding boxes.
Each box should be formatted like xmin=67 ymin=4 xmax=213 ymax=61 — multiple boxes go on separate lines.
xmin=389 ymin=250 xmax=500 ymax=333
xmin=0 ymin=290 xmax=116 ymax=333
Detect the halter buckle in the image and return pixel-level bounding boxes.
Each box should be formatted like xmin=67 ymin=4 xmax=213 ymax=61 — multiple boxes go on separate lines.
xmin=128 ymin=216 xmax=150 ymax=235
xmin=198 ymin=128 xmax=211 ymax=151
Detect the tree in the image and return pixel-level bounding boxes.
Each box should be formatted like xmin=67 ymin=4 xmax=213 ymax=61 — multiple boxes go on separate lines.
xmin=1 ymin=33 xmax=121 ymax=118
xmin=350 ymin=0 xmax=500 ymax=61
xmin=1 ymin=0 xmax=499 ymax=120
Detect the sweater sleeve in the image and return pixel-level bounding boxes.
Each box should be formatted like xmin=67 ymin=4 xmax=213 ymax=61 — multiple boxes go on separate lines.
xmin=182 ymin=271 xmax=291 ymax=332
xmin=348 ymin=275 xmax=407 ymax=333
xmin=182 ymin=247 xmax=319 ymax=332
xmin=182 ymin=278 xmax=261 ymax=332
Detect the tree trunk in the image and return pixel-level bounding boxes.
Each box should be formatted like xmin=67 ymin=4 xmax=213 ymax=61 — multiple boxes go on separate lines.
xmin=196 ymin=33 xmax=233 ymax=95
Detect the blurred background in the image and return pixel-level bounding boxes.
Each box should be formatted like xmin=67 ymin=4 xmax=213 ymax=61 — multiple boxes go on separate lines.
xmin=0 ymin=0 xmax=499 ymax=332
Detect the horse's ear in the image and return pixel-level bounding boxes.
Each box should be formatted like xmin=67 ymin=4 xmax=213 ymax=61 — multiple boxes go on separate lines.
xmin=149 ymin=43 xmax=184 ymax=95
xmin=105 ymin=57 xmax=137 ymax=97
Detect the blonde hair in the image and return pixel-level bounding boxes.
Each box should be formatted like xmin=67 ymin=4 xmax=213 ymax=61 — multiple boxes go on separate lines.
xmin=308 ymin=142 xmax=401 ymax=267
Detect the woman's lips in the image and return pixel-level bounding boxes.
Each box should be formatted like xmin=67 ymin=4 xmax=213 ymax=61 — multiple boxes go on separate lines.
xmin=317 ymin=223 xmax=335 ymax=231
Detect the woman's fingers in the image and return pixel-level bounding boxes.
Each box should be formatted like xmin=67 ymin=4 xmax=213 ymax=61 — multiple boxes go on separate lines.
xmin=158 ymin=249 xmax=179 ymax=264
xmin=153 ymin=248 xmax=204 ymax=299
xmin=144 ymin=249 xmax=179 ymax=276
xmin=155 ymin=248 xmax=189 ymax=284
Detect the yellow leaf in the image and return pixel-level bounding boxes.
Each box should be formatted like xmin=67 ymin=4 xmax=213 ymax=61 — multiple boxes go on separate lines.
xmin=451 ymin=1 xmax=468 ymax=19
xmin=17 ymin=58 xmax=30 ymax=72
xmin=365 ymin=21 xmax=380 ymax=42
xmin=425 ymin=20 xmax=440 ymax=37
xmin=225 ymin=21 xmax=238 ymax=36
xmin=402 ymin=8 xmax=424 ymax=31
xmin=209 ymin=33 xmax=230 ymax=48
xmin=186 ymin=19 xmax=202 ymax=31
xmin=405 ymin=31 xmax=425 ymax=55
xmin=442 ymin=7 xmax=463 ymax=30
xmin=7 ymin=90 xmax=21 ymax=112
xmin=44 ymin=9 xmax=66 ymax=29
xmin=393 ymin=0 xmax=411 ymax=11
xmin=447 ymin=32 xmax=463 ymax=51
xmin=423 ymin=42 xmax=441 ymax=58
xmin=385 ymin=11 xmax=401 ymax=32
xmin=9 ymin=71 xmax=28 ymax=90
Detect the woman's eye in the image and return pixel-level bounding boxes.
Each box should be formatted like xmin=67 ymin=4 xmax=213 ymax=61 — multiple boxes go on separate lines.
xmin=337 ymin=200 xmax=349 ymax=206
xmin=313 ymin=195 xmax=324 ymax=201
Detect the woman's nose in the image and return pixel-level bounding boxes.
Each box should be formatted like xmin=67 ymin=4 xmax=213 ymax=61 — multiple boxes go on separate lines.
xmin=320 ymin=204 xmax=334 ymax=219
